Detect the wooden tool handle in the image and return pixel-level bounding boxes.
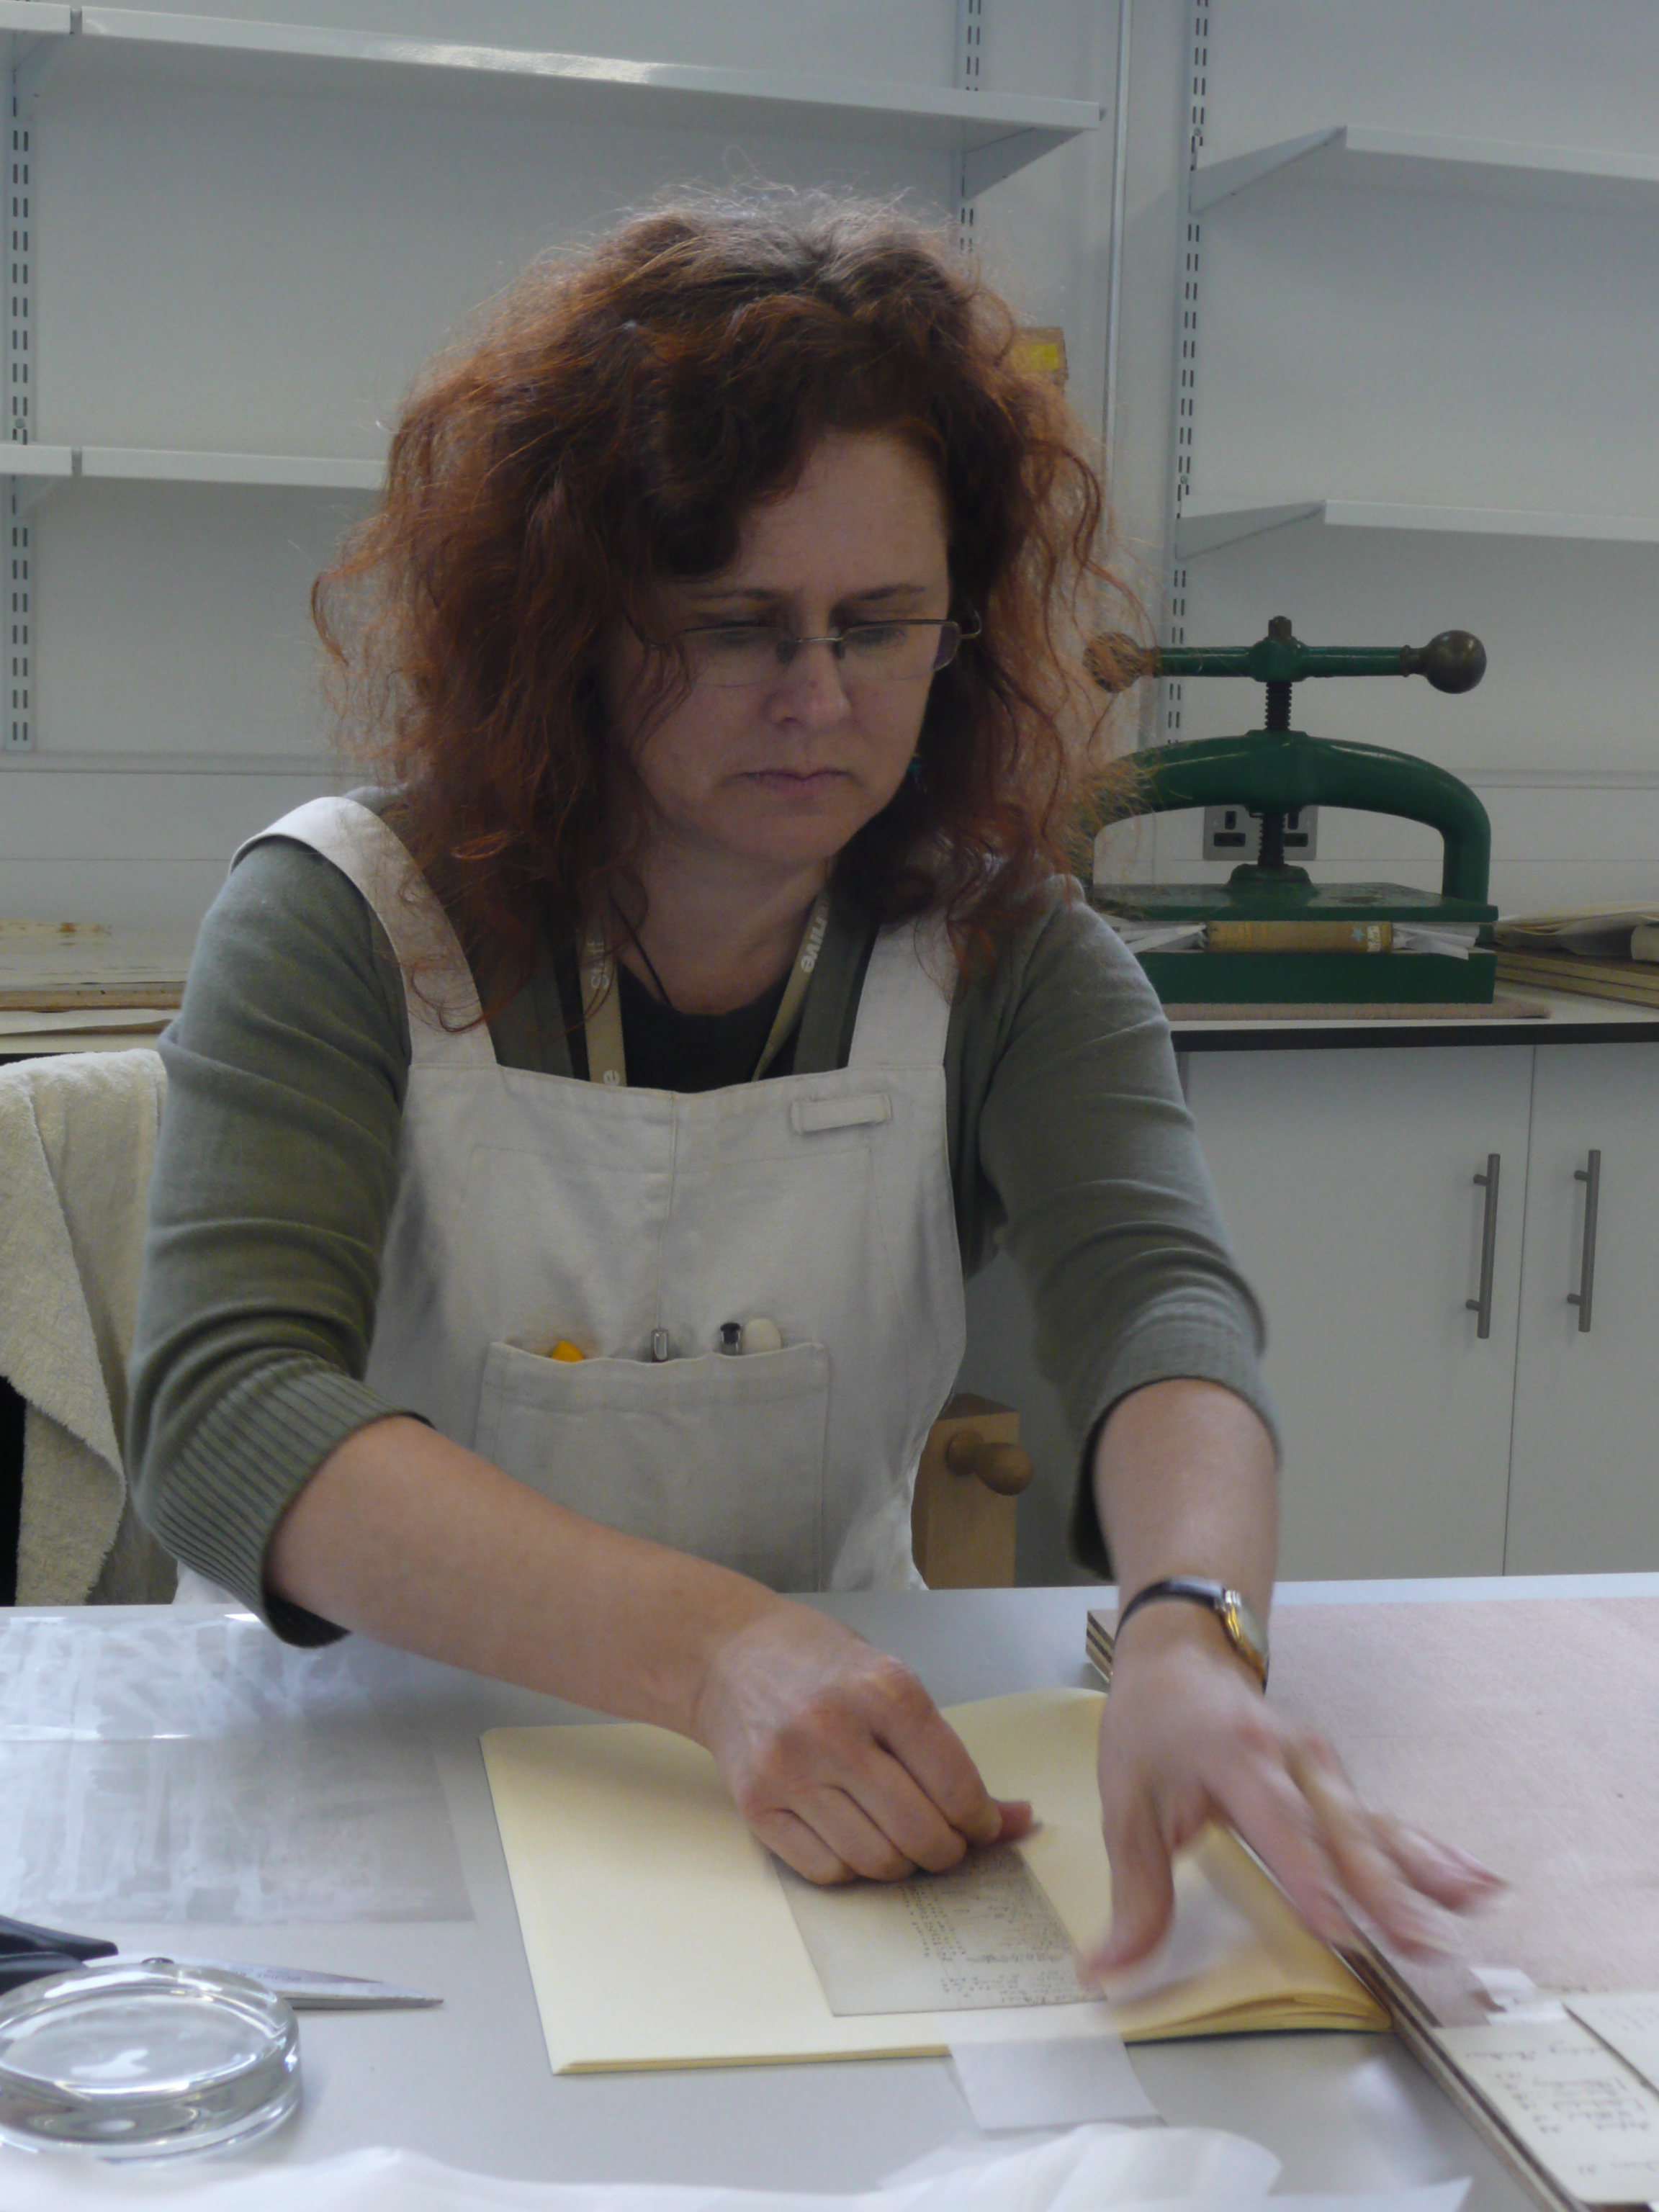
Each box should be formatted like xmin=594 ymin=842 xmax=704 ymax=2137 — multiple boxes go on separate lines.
xmin=943 ymin=1434 xmax=1035 ymax=1497
xmin=1083 ymin=631 xmax=1158 ymax=693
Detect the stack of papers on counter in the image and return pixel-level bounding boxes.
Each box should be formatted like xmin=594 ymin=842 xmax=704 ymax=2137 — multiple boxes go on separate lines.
xmin=1494 ymin=904 xmax=1659 ymax=961
xmin=1493 ymin=905 xmax=1659 ymax=1007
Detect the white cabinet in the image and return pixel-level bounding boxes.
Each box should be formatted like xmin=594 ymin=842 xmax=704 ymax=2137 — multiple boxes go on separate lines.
xmin=1184 ymin=1046 xmax=1532 ymax=1579
xmin=1506 ymin=1046 xmax=1659 ymax=1572
xmin=1184 ymin=1038 xmax=1659 ymax=1579
xmin=961 ymin=1025 xmax=1659 ymax=1587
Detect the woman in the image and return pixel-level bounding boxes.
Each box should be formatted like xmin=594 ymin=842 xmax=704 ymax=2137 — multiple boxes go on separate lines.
xmin=130 ymin=196 xmax=1497 ymax=1973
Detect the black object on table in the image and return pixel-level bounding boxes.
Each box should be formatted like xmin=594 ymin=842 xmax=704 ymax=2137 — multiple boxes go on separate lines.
xmin=0 ymin=1375 xmax=22 ymax=1606
xmin=0 ymin=1915 xmax=119 ymax=1993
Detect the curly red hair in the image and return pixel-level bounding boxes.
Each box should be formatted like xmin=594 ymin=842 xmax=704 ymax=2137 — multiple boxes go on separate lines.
xmin=313 ymin=192 xmax=1133 ymax=1007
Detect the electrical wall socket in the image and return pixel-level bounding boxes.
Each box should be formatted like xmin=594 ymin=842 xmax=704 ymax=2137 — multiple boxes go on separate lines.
xmin=1202 ymin=805 xmax=1318 ymax=863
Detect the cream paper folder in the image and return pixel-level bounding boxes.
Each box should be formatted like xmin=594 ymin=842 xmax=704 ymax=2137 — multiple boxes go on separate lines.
xmin=481 ymin=1687 xmax=1383 ymax=2074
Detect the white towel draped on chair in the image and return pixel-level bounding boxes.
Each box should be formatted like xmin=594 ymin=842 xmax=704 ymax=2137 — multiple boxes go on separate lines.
xmin=0 ymin=1048 xmax=176 ymax=1604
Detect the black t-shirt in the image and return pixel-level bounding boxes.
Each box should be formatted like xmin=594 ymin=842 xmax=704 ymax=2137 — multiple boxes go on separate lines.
xmin=557 ymin=951 xmax=794 ymax=1091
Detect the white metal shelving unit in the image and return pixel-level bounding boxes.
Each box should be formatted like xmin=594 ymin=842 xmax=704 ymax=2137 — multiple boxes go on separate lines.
xmin=11 ymin=7 xmax=1098 ymax=182
xmin=1 ymin=6 xmax=1101 ymax=555
xmin=0 ymin=0 xmax=1112 ymax=920
xmin=1144 ymin=0 xmax=1659 ymax=917
xmin=1175 ymin=122 xmax=1659 ymax=567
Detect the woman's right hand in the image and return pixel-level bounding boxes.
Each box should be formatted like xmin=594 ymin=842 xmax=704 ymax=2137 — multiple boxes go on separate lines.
xmin=692 ymin=1599 xmax=1031 ymax=1884
xmin=270 ymin=1422 xmax=1025 ymax=1882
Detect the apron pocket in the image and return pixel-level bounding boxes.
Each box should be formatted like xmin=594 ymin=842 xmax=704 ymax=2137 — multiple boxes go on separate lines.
xmin=475 ymin=1340 xmax=830 ymax=1591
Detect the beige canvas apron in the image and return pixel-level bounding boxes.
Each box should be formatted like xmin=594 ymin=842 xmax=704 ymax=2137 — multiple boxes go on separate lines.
xmin=185 ymin=795 xmax=966 ymax=1598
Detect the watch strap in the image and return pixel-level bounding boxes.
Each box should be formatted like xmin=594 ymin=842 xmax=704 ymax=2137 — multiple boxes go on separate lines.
xmin=1115 ymin=1575 xmax=1269 ymax=1687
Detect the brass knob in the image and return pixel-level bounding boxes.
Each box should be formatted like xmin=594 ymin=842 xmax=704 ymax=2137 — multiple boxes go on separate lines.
xmin=943 ymin=1433 xmax=1035 ymax=1497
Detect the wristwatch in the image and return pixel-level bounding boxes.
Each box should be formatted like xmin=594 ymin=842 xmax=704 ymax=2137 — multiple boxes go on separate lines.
xmin=1115 ymin=1576 xmax=1269 ymax=1688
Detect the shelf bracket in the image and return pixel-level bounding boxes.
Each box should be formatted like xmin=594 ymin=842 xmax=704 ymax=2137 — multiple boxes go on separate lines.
xmin=1189 ymin=127 xmax=1344 ymax=215
xmin=1174 ymin=502 xmax=1323 ymax=560
xmin=9 ymin=469 xmax=64 ymax=520
xmin=13 ymin=25 xmax=75 ymax=119
xmin=960 ymin=127 xmax=1046 ymax=201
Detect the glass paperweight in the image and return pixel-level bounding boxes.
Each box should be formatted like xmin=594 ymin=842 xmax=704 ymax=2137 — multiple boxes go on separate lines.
xmin=0 ymin=1959 xmax=300 ymax=2159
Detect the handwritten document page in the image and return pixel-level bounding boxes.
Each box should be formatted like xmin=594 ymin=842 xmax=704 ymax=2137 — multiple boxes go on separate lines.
xmin=1567 ymin=1992 xmax=1659 ymax=2097
xmin=482 ymin=1688 xmax=1382 ymax=2074
xmin=778 ymin=1845 xmax=1082 ymax=2015
xmin=1434 ymin=2018 xmax=1659 ymax=2203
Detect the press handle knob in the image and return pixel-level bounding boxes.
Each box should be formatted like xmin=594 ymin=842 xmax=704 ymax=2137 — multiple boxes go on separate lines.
xmin=1402 ymin=630 xmax=1486 ymax=693
xmin=943 ymin=1434 xmax=1035 ymax=1496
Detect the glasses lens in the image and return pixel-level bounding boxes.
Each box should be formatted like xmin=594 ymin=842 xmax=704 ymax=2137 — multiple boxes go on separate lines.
xmin=929 ymin=621 xmax=968 ymax=673
xmin=685 ymin=621 xmax=968 ymax=688
xmin=835 ymin=622 xmax=952 ymax=680
xmin=683 ymin=625 xmax=790 ymax=687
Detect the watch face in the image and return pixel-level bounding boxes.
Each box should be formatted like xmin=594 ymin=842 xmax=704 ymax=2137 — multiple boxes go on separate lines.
xmin=1218 ymin=1590 xmax=1269 ymax=1680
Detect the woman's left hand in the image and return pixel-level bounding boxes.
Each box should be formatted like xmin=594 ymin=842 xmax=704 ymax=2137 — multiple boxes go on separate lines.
xmin=1084 ymin=1604 xmax=1505 ymax=1979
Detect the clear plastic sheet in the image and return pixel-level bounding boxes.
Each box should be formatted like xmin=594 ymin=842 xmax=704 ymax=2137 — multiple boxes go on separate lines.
xmin=0 ymin=2139 xmax=1477 ymax=2212
xmin=0 ymin=1615 xmax=470 ymax=1924
xmin=0 ymin=2122 xmax=1299 ymax=2210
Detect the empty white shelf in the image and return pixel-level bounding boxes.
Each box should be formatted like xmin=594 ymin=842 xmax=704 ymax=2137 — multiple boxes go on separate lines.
xmin=0 ymin=750 xmax=349 ymax=775
xmin=0 ymin=443 xmax=76 ymax=477
xmin=1191 ymin=125 xmax=1659 ymax=217
xmin=1 ymin=446 xmax=382 ymax=498
xmin=11 ymin=8 xmax=1100 ymax=195
xmin=0 ymin=439 xmax=75 ymax=468
xmin=1176 ymin=498 xmax=1659 ymax=560
xmin=80 ymin=447 xmax=382 ymax=490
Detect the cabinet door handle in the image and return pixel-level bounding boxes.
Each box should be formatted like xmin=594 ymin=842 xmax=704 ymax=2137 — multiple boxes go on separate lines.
xmin=1466 ymin=1152 xmax=1501 ymax=1341
xmin=1566 ymin=1148 xmax=1602 ymax=1334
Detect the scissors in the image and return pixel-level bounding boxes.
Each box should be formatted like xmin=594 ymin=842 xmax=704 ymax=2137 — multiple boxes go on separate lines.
xmin=0 ymin=1913 xmax=441 ymax=2009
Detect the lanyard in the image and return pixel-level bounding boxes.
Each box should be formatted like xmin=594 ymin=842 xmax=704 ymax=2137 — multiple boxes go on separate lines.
xmin=580 ymin=891 xmax=832 ymax=1089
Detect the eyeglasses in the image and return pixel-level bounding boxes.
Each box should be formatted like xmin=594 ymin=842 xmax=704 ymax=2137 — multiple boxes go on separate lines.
xmin=676 ymin=616 xmax=980 ymax=690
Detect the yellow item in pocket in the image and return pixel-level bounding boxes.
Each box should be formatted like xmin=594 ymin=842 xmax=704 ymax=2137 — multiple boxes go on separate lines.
xmin=549 ymin=1340 xmax=585 ymax=1363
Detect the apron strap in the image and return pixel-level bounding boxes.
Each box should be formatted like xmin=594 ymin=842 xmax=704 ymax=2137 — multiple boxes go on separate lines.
xmin=580 ymin=920 xmax=626 ymax=1088
xmin=848 ymin=914 xmax=956 ymax=1071
xmin=233 ymin=796 xmax=495 ymax=1071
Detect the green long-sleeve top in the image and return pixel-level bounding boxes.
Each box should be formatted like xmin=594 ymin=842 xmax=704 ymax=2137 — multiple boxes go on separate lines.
xmin=128 ymin=804 xmax=1274 ymax=1644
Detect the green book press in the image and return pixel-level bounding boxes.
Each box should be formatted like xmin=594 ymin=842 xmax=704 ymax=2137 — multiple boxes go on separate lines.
xmin=1088 ymin=614 xmax=1497 ymax=1005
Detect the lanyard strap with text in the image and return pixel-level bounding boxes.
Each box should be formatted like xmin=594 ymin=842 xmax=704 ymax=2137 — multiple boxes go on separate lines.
xmin=580 ymin=891 xmax=832 ymax=1089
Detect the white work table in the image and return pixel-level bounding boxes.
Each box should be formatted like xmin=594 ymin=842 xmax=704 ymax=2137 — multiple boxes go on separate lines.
xmin=8 ymin=1576 xmax=1654 ymax=2203
xmin=5 ymin=982 xmax=1656 ymax=1064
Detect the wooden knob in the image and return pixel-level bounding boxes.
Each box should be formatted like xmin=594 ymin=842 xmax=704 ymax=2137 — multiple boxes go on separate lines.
xmin=943 ymin=1433 xmax=1035 ymax=1497
xmin=1083 ymin=631 xmax=1159 ymax=693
